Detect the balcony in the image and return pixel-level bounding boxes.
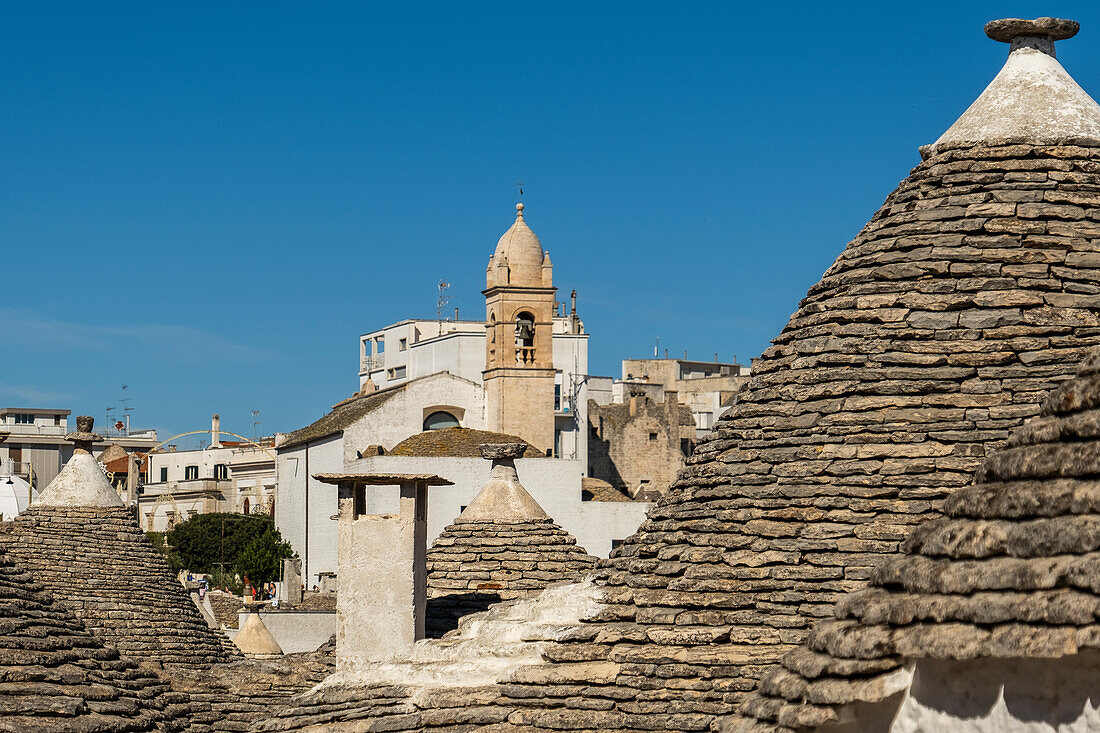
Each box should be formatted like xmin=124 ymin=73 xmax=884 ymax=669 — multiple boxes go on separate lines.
xmin=360 ymin=354 xmax=385 ymax=371
xmin=2 ymin=424 xmax=67 ymax=437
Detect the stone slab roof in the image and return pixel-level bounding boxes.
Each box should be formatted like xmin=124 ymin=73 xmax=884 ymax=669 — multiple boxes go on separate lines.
xmin=0 ymin=544 xmax=180 ymax=731
xmin=427 ymin=517 xmax=598 ymax=637
xmin=278 ymin=385 xmax=399 ymax=449
xmin=582 ymin=476 xmax=633 ymax=502
xmin=730 ymin=348 xmax=1100 ymax=731
xmin=1 ymin=504 xmax=236 ymax=670
xmin=388 ymin=427 xmax=544 ymax=458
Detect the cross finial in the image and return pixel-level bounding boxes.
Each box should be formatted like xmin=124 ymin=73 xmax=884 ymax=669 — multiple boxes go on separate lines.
xmin=516 ymin=181 xmax=525 ymax=199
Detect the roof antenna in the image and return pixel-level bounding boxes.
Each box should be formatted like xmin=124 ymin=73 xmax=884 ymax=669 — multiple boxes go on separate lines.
xmin=437 ymin=280 xmax=451 ymax=327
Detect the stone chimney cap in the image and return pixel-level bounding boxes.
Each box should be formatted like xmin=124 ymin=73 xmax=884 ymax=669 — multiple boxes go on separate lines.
xmin=479 ymin=443 xmax=528 ymax=460
xmin=985 ymin=17 xmax=1078 ymax=43
xmin=65 ymin=415 xmax=103 ymax=452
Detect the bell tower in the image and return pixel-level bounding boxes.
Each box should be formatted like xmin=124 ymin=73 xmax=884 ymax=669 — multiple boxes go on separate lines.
xmin=483 ymin=203 xmax=556 ymax=453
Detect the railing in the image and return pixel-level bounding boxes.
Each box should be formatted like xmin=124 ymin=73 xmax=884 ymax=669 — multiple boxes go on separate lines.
xmin=360 ymin=354 xmax=385 ymax=371
xmin=1 ymin=424 xmax=66 ymax=437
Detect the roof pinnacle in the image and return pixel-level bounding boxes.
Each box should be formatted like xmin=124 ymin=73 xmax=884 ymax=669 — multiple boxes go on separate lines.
xmin=515 ymin=202 xmax=525 ymax=219
xmin=65 ymin=415 xmax=102 ymax=454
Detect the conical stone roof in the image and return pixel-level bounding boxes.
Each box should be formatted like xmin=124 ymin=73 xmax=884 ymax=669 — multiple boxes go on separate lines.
xmin=0 ymin=418 xmax=234 ymax=671
xmin=243 ymin=18 xmax=1100 ymax=732
xmin=426 ymin=443 xmax=598 ymax=636
xmin=730 ymin=347 xmax=1100 ymax=731
xmin=0 ymin=543 xmax=179 ymax=731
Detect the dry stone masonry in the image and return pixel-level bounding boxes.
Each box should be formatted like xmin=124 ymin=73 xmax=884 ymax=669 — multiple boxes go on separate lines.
xmin=731 ymin=346 xmax=1100 ymax=731
xmin=426 ymin=443 xmax=598 ymax=636
xmin=249 ymin=17 xmax=1100 ymax=732
xmin=0 ymin=544 xmax=182 ymax=732
xmin=0 ymin=417 xmax=234 ymax=670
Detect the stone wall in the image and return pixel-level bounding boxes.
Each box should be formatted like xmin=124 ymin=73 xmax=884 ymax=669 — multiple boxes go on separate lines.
xmin=588 ymin=393 xmax=695 ymax=498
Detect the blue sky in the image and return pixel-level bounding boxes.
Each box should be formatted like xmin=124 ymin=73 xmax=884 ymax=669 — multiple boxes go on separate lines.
xmin=3 ymin=2 xmax=1098 ymax=443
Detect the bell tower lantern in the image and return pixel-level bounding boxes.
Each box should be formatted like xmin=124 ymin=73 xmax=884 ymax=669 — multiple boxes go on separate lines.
xmin=483 ymin=203 xmax=556 ymax=453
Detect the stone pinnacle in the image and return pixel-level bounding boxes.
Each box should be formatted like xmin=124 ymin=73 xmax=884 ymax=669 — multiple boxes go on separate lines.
xmin=65 ymin=415 xmax=102 ymax=454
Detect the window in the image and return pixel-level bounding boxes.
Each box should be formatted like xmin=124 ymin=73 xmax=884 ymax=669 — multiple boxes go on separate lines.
xmin=214 ymin=464 xmax=228 ymax=480
xmin=54 ymin=415 xmax=62 ymax=426
xmin=388 ymin=366 xmax=406 ymax=380
xmin=515 ymin=312 xmax=535 ymax=364
xmin=649 ymin=432 xmax=658 ymax=441
xmin=159 ymin=467 xmax=168 ymax=482
xmin=243 ymin=497 xmax=250 ymax=515
xmin=184 ymin=465 xmax=198 ymax=480
xmin=14 ymin=414 xmax=34 ymax=425
xmin=423 ymin=411 xmax=460 ymax=431
xmin=375 ymin=337 xmax=385 ymax=353
xmin=398 ymin=338 xmax=407 ymax=351
xmin=554 ymin=384 xmax=561 ymax=410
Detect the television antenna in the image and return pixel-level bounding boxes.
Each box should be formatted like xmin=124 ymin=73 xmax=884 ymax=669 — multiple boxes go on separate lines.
xmin=437 ymin=280 xmax=451 ymax=325
xmin=251 ymin=410 xmax=261 ymax=440
xmin=120 ymin=385 xmax=132 ymax=434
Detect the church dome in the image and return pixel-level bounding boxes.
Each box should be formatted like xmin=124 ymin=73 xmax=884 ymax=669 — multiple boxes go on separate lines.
xmin=488 ymin=203 xmax=547 ymax=286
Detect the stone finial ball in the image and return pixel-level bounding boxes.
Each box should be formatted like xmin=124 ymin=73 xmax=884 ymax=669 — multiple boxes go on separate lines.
xmin=985 ymin=17 xmax=1079 ymax=43
xmin=479 ymin=443 xmax=528 ymax=460
xmin=76 ymin=415 xmax=94 ymax=433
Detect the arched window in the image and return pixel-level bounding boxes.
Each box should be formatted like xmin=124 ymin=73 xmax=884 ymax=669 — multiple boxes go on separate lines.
xmin=515 ymin=312 xmax=535 ymax=364
xmin=423 ymin=411 xmax=460 ymax=431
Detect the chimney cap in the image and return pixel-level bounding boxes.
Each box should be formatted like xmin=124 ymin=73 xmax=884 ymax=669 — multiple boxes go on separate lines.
xmin=478 ymin=443 xmax=527 ymax=461
xmin=985 ymin=17 xmax=1078 ymax=43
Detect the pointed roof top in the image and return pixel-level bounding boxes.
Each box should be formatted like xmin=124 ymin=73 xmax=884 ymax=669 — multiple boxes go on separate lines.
xmin=488 ymin=203 xmax=547 ymax=287
xmin=928 ymin=17 xmax=1100 ymax=154
xmin=455 ymin=443 xmax=550 ymax=522
xmin=34 ymin=416 xmax=124 ymax=508
xmin=234 ymin=606 xmax=284 ymax=657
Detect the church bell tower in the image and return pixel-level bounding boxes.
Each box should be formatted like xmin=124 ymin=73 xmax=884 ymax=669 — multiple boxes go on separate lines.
xmin=483 ymin=203 xmax=556 ymax=453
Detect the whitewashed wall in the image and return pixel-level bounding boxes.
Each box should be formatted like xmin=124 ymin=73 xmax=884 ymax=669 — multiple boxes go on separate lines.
xmin=348 ymin=454 xmax=648 ymax=559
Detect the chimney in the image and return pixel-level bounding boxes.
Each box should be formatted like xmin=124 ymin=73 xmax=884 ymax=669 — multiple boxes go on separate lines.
xmin=211 ymin=414 xmax=221 ymax=449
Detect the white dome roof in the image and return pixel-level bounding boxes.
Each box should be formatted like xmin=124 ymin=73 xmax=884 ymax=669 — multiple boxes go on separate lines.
xmin=0 ymin=462 xmax=37 ymax=520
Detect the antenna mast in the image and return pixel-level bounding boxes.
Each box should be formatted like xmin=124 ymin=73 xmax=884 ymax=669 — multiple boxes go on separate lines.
xmin=120 ymin=384 xmax=132 ymax=434
xmin=436 ymin=280 xmax=451 ymax=327
xmin=252 ymin=410 xmax=261 ymax=440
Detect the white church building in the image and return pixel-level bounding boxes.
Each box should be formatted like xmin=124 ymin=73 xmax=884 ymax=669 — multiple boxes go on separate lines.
xmin=275 ymin=204 xmax=648 ymax=587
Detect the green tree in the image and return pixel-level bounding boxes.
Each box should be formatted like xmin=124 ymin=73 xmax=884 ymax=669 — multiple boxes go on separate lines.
xmin=165 ymin=513 xmax=280 ymax=576
xmin=235 ymin=524 xmax=295 ymax=587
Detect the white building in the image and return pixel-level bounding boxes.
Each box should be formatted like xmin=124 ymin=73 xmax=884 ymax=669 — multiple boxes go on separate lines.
xmin=275 ymin=372 xmax=486 ymax=585
xmin=142 ymin=416 xmax=276 ymax=531
xmin=0 ymin=407 xmax=157 ymax=489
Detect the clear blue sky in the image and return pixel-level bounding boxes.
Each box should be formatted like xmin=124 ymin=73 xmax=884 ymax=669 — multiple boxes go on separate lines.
xmin=3 ymin=2 xmax=1098 ymax=443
